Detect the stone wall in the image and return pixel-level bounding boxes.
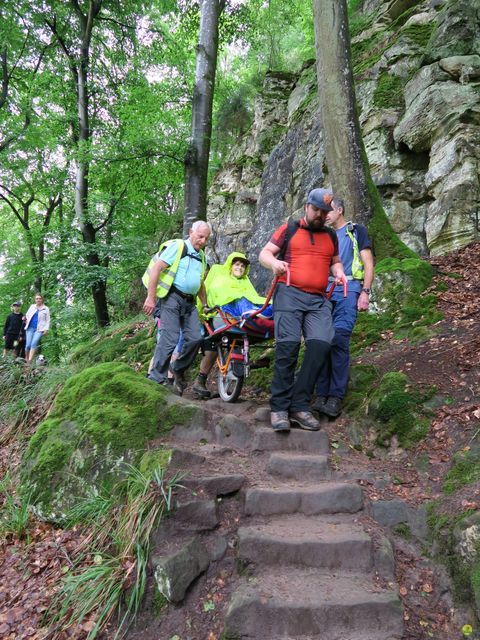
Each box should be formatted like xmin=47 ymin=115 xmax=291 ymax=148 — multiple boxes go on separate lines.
xmin=206 ymin=0 xmax=480 ymax=285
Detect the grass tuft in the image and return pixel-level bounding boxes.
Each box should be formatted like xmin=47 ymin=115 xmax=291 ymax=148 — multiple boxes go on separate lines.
xmin=45 ymin=464 xmax=183 ymax=639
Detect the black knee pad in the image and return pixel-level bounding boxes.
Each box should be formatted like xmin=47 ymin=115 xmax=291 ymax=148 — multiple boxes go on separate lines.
xmin=305 ymin=339 xmax=331 ymax=358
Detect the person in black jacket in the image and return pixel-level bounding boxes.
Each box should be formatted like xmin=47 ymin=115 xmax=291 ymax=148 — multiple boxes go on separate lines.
xmin=3 ymin=302 xmax=25 ymax=357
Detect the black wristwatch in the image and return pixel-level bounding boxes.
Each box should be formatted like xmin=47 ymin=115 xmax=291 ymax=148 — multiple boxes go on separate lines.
xmin=361 ymin=287 xmax=371 ymax=294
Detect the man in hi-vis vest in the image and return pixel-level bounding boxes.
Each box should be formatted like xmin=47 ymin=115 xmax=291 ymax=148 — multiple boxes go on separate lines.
xmin=313 ymin=197 xmax=374 ymax=418
xmin=143 ymin=220 xmax=211 ymax=394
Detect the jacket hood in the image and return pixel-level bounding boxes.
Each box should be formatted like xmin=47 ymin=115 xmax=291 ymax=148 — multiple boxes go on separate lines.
xmin=223 ymin=252 xmax=250 ymax=277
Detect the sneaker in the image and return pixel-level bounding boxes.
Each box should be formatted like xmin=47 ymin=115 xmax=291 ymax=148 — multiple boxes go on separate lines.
xmin=289 ymin=411 xmax=320 ymax=431
xmin=270 ymin=411 xmax=290 ymax=432
xmin=172 ymin=371 xmax=187 ymax=396
xmin=320 ymin=396 xmax=343 ymax=418
xmin=311 ymin=396 xmax=327 ymax=412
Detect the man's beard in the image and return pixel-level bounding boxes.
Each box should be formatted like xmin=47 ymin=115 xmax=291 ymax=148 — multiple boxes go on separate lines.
xmin=308 ymin=217 xmax=326 ymax=230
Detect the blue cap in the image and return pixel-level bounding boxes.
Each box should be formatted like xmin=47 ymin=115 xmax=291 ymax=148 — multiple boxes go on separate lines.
xmin=306 ymin=188 xmax=333 ymax=211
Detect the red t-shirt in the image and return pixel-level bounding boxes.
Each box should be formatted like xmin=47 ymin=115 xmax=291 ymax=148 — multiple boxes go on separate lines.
xmin=270 ymin=220 xmax=340 ymax=294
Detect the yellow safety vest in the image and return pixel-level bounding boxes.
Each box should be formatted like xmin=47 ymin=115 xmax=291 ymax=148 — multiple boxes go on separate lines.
xmin=345 ymin=223 xmax=365 ymax=281
xmin=142 ymin=239 xmax=206 ymax=299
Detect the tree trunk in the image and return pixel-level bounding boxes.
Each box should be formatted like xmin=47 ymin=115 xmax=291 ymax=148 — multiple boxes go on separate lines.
xmin=72 ymin=2 xmax=109 ymax=327
xmin=312 ymin=0 xmax=371 ymax=225
xmin=183 ymin=0 xmax=225 ymax=236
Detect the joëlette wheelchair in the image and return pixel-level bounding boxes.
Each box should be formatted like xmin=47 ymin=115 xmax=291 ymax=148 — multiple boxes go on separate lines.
xmin=201 ymin=270 xmax=347 ymax=403
xmin=201 ymin=278 xmax=277 ymax=403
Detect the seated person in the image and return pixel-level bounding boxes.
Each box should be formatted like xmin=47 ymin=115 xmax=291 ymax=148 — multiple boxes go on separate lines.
xmin=203 ymin=252 xmax=272 ymax=319
xmin=193 ymin=252 xmax=273 ymax=398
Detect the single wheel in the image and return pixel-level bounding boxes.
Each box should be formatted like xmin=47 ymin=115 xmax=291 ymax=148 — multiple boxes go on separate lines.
xmin=217 ymin=345 xmax=244 ymax=402
xmin=217 ymin=363 xmax=244 ymax=402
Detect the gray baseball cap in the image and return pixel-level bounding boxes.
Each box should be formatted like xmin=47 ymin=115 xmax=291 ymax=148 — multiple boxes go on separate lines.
xmin=306 ymin=188 xmax=334 ymax=211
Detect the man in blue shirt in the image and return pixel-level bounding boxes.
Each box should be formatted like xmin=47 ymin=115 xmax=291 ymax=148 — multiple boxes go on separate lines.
xmin=143 ymin=221 xmax=211 ymax=393
xmin=313 ymin=198 xmax=374 ymax=417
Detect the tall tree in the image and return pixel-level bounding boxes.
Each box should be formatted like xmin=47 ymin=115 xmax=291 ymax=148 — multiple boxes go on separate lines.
xmin=45 ymin=0 xmax=113 ymax=327
xmin=312 ymin=0 xmax=371 ymax=226
xmin=183 ymin=0 xmax=226 ymax=236
xmin=312 ymin=0 xmax=414 ymax=259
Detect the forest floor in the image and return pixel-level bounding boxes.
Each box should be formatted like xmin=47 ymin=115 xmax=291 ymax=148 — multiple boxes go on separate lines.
xmin=0 ymin=241 xmax=479 ymax=640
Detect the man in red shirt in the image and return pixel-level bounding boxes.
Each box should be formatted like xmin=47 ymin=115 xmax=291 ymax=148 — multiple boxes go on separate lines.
xmin=259 ymin=189 xmax=347 ymax=432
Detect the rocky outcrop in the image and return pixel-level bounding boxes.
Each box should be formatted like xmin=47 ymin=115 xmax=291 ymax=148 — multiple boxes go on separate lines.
xmin=207 ymin=0 xmax=480 ymax=268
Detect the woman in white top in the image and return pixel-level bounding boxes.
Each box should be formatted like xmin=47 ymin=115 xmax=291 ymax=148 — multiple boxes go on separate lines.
xmin=24 ymin=294 xmax=50 ymax=362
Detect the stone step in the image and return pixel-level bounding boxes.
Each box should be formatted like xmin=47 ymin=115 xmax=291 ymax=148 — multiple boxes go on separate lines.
xmin=252 ymin=427 xmax=330 ymax=454
xmin=244 ymin=483 xmax=363 ymax=516
xmin=238 ymin=515 xmax=373 ymax=571
xmin=224 ymin=568 xmax=403 ymax=640
xmin=267 ymin=452 xmax=330 ymax=480
xmin=182 ymin=473 xmax=246 ymax=497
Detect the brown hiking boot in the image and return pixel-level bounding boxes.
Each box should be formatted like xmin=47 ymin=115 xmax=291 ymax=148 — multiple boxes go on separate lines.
xmin=271 ymin=411 xmax=290 ymax=432
xmin=311 ymin=396 xmax=327 ymax=412
xmin=320 ymin=396 xmax=343 ymax=418
xmin=172 ymin=370 xmax=187 ymax=396
xmin=192 ymin=374 xmax=211 ymax=399
xmin=289 ymin=411 xmax=320 ymax=431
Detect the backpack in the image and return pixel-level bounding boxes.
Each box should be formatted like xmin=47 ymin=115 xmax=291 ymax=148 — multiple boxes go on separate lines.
xmin=277 ymin=217 xmax=338 ymax=261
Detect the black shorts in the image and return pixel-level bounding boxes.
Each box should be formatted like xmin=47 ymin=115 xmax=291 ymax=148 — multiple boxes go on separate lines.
xmin=4 ymin=335 xmax=20 ymax=350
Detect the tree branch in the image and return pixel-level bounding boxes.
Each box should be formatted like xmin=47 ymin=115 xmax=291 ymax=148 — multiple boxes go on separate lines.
xmin=101 ymin=149 xmax=184 ymax=165
xmin=45 ymin=15 xmax=79 ymax=87
xmin=96 ymin=15 xmax=136 ymax=30
xmin=94 ymin=187 xmax=126 ymax=232
xmin=0 ymin=191 xmax=26 ymax=228
xmin=1 ymin=47 xmax=9 ymax=110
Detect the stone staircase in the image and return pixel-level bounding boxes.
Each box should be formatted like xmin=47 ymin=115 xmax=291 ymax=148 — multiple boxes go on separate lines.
xmin=148 ymin=399 xmax=404 ymax=640
xmin=224 ymin=431 xmax=403 ymax=639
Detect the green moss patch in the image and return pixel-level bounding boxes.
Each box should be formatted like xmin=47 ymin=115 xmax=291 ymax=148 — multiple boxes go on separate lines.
xmin=401 ymin=22 xmax=435 ymax=48
xmin=20 ymin=362 xmax=174 ymax=520
xmin=343 ymin=366 xmax=435 ymax=448
xmin=373 ymin=73 xmax=404 ymax=109
xmin=443 ymin=450 xmax=480 ymax=495
xmin=69 ymin=318 xmax=154 ymax=370
xmin=368 ymin=371 xmax=434 ymax=447
xmin=352 ymin=254 xmax=442 ymax=355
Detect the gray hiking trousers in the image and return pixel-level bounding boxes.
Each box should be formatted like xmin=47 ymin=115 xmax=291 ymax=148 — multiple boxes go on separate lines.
xmin=148 ymin=291 xmax=202 ymax=383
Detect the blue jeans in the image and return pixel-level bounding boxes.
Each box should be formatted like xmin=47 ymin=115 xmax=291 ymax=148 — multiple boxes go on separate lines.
xmin=315 ymin=290 xmax=359 ymax=399
xmin=25 ymin=329 xmax=43 ymax=351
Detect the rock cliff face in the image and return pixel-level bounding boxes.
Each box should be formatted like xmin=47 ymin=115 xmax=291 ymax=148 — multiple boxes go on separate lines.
xmin=207 ymin=0 xmax=480 ymax=288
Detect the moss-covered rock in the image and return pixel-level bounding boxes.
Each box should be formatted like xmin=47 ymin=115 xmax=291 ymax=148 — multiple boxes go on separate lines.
xmin=19 ymin=362 xmax=181 ymax=520
xmin=443 ymin=448 xmax=480 ymax=495
xmin=428 ymin=504 xmax=480 ymax=617
xmin=352 ymin=254 xmax=441 ymax=355
xmin=373 ymin=73 xmax=404 ymax=109
xmin=365 ymin=371 xmax=435 ymax=448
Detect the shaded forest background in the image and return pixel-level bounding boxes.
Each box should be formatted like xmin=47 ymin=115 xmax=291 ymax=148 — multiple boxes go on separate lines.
xmin=0 ymin=0 xmax=318 ymax=355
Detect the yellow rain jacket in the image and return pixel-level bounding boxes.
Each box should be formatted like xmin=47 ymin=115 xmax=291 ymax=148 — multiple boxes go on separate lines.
xmin=203 ymin=252 xmax=266 ymax=309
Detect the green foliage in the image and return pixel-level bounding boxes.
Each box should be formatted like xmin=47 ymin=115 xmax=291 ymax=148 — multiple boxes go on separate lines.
xmin=393 ymin=523 xmax=412 ymax=541
xmin=443 ymin=450 xmax=480 ymax=495
xmin=0 ymin=473 xmax=33 ymax=541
